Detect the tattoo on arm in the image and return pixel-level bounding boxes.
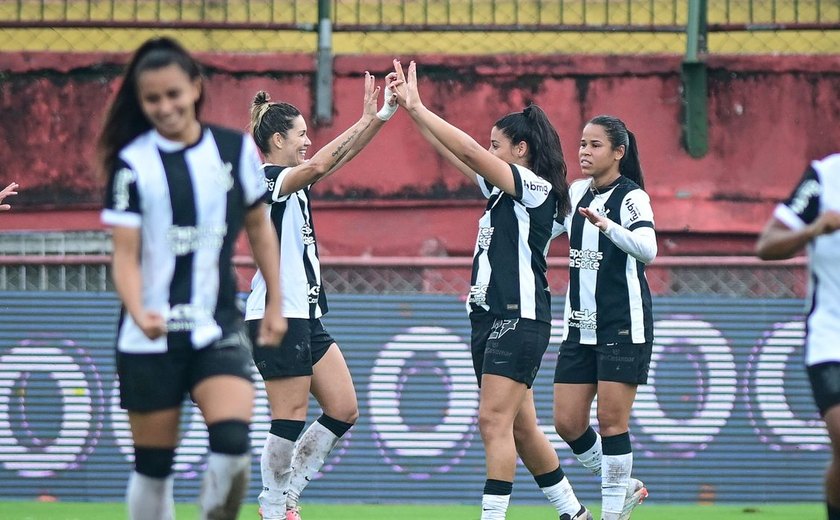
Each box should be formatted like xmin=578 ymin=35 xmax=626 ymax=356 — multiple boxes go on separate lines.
xmin=330 ymin=120 xmax=373 ymax=160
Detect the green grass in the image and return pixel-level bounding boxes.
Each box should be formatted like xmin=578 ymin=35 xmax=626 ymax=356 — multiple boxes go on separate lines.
xmin=0 ymin=501 xmax=824 ymax=520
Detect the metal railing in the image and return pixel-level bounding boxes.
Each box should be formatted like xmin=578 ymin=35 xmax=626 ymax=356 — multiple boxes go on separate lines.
xmin=0 ymin=253 xmax=808 ymax=298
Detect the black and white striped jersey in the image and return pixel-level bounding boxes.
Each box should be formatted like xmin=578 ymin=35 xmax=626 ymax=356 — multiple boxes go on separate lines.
xmin=245 ymin=165 xmax=327 ymax=321
xmin=468 ymin=163 xmax=558 ymax=323
xmin=773 ymin=153 xmax=840 ymax=366
xmin=101 ymin=126 xmax=266 ymax=353
xmin=556 ymin=176 xmax=655 ymax=345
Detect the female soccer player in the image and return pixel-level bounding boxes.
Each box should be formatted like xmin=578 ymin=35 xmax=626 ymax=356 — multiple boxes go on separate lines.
xmin=245 ymin=73 xmax=398 ymax=520
xmin=389 ymin=59 xmax=590 ymax=520
xmin=552 ymin=115 xmax=654 ymax=520
xmin=756 ymin=153 xmax=840 ymax=520
xmin=98 ymin=37 xmax=286 ymax=520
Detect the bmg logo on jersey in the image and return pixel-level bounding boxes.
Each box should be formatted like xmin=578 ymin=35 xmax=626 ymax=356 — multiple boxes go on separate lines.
xmin=477 ymin=227 xmax=494 ymax=250
xmin=523 ymin=180 xmax=549 ymax=194
xmin=790 ymin=179 xmax=821 ymax=215
xmin=301 ymin=224 xmax=315 ymax=246
xmin=113 ymin=168 xmax=136 ymax=211
xmin=569 ymin=248 xmax=603 ymax=270
xmin=568 ymin=308 xmax=597 ymax=330
xmin=624 ymin=198 xmax=640 ymax=222
xmin=307 ymin=284 xmax=321 ymax=304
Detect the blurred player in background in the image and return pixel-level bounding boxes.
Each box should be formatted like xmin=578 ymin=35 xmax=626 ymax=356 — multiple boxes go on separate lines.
xmin=756 ymin=153 xmax=840 ymax=520
xmin=0 ymin=181 xmax=18 ymax=211
xmin=389 ymin=59 xmax=591 ymax=520
xmin=244 ymin=72 xmax=398 ymax=520
xmin=98 ymin=36 xmax=286 ymax=520
xmin=552 ymin=116 xmax=654 ymax=520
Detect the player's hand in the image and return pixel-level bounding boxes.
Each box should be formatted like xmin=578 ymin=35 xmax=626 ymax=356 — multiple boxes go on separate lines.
xmin=137 ymin=310 xmax=167 ymax=340
xmin=258 ymin=314 xmax=287 ymax=348
xmin=375 ymin=72 xmax=399 ymax=121
xmin=391 ymin=59 xmax=422 ymax=111
xmin=578 ymin=206 xmax=611 ymax=232
xmin=0 ymin=182 xmax=18 ymax=211
xmin=362 ymin=71 xmax=381 ymax=121
xmin=809 ymin=210 xmax=840 ymax=238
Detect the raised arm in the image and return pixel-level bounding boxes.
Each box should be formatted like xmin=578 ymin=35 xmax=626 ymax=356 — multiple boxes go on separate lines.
xmin=390 ymin=59 xmax=516 ymax=195
xmin=276 ymin=72 xmax=392 ymax=197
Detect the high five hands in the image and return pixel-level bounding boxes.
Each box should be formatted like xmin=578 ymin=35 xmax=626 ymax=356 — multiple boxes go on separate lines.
xmin=388 ymin=59 xmax=423 ymax=112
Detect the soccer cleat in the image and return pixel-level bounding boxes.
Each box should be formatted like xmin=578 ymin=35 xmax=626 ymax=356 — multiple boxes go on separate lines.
xmin=285 ymin=506 xmax=302 ymax=520
xmin=618 ymin=478 xmax=648 ymax=520
xmin=560 ymin=506 xmax=593 ymax=520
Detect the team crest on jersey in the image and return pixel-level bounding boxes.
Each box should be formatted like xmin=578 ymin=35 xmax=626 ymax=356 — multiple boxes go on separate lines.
xmin=301 ymin=224 xmax=315 ymax=246
xmin=211 ymin=162 xmax=235 ymax=191
xmin=477 ymin=227 xmax=495 ymax=250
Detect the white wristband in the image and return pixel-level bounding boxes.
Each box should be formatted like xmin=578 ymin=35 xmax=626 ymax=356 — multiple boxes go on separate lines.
xmin=376 ymin=85 xmax=398 ymax=121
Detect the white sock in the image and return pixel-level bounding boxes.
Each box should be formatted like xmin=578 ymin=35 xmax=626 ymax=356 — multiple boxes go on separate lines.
xmin=127 ymin=471 xmax=174 ymax=520
xmin=481 ymin=493 xmax=510 ymax=520
xmin=198 ymin=452 xmax=250 ymax=520
xmin=601 ymin=453 xmax=633 ymax=520
xmin=286 ymin=421 xmax=340 ymax=509
xmin=576 ymin=432 xmax=602 ymax=476
xmin=541 ymin=476 xmax=582 ymax=517
xmin=259 ymin=434 xmax=296 ymax=519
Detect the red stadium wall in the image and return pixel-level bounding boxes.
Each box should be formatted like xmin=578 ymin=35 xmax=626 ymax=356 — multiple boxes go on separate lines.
xmin=2 ymin=52 xmax=839 ymax=257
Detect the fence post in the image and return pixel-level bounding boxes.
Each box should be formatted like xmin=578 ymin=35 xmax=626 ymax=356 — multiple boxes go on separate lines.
xmin=315 ymin=0 xmax=334 ymax=124
xmin=682 ymin=0 xmax=708 ymax=158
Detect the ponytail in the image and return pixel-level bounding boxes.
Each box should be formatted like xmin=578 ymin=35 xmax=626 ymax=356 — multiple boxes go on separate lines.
xmin=249 ymin=91 xmax=302 ymax=154
xmin=495 ymin=104 xmax=571 ymax=217
xmin=587 ymin=115 xmax=645 ymax=189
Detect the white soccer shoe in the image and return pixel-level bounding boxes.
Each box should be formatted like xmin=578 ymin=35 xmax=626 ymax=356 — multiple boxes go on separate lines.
xmin=618 ymin=478 xmax=648 ymax=520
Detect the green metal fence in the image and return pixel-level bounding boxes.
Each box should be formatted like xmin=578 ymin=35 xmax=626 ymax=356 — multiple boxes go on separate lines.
xmin=0 ymin=0 xmax=838 ymax=54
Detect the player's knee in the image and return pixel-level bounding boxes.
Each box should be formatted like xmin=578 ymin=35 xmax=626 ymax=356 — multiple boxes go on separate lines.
xmin=208 ymin=419 xmax=250 ymax=455
xmin=134 ymin=446 xmax=176 ymax=478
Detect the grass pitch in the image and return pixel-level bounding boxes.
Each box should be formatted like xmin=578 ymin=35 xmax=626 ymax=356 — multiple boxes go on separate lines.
xmin=0 ymin=501 xmax=824 ymax=519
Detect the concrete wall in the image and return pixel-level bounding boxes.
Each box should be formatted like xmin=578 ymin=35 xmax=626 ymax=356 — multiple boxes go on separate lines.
xmin=2 ymin=52 xmax=839 ymax=256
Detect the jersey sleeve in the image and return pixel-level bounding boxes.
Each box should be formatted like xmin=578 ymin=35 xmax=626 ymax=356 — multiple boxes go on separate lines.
xmin=619 ymin=188 xmax=655 ymax=231
xmin=240 ymin=136 xmax=269 ymax=209
xmin=774 ymin=165 xmax=821 ymax=230
xmin=474 ymin=174 xmax=495 ymax=199
xmin=101 ymin=157 xmax=142 ymax=228
xmin=510 ymin=164 xmax=552 ymax=208
xmin=265 ymin=166 xmax=295 ymax=203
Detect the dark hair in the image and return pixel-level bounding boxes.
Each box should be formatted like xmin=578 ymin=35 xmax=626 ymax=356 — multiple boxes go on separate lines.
xmin=249 ymin=91 xmax=302 ymax=154
xmin=97 ymin=37 xmax=204 ymax=178
xmin=494 ymin=104 xmax=570 ymax=217
xmin=587 ymin=115 xmax=645 ymax=189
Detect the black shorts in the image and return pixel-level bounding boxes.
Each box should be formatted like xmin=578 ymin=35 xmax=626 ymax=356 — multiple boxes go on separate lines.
xmin=554 ymin=341 xmax=652 ymax=385
xmin=470 ymin=312 xmax=550 ymax=389
xmin=117 ymin=328 xmax=254 ymax=412
xmin=807 ymin=361 xmax=840 ymax=417
xmin=248 ymin=318 xmax=335 ymax=380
